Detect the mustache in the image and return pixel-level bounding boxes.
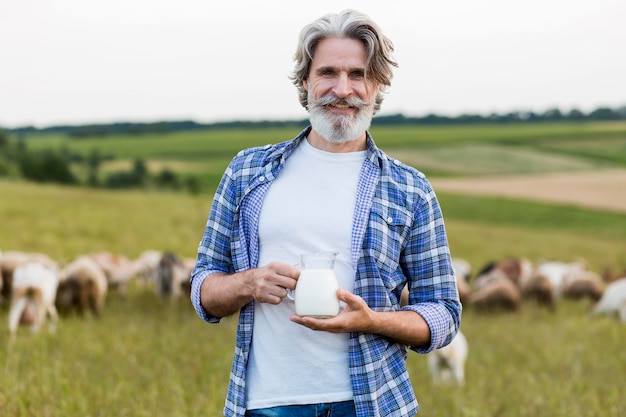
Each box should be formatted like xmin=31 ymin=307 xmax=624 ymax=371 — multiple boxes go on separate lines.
xmin=310 ymin=94 xmax=368 ymax=109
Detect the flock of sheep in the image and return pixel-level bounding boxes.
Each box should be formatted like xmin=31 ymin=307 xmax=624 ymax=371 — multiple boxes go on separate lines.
xmin=402 ymin=256 xmax=626 ymax=386
xmin=452 ymin=256 xmax=626 ymax=318
xmin=2 ymin=248 xmax=625 ymax=387
xmin=0 ymin=248 xmax=194 ymax=340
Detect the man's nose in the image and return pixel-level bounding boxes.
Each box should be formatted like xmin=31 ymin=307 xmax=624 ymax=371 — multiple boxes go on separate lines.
xmin=333 ymin=73 xmax=352 ymax=98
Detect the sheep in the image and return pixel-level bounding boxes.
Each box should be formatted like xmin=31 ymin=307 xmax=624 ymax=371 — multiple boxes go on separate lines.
xmin=536 ymin=260 xmax=587 ymax=300
xmin=496 ymin=257 xmax=534 ymax=287
xmin=562 ymin=270 xmax=605 ymax=302
xmin=520 ymin=271 xmax=556 ymax=311
xmin=155 ymin=252 xmax=194 ymax=300
xmin=135 ymin=249 xmax=163 ymax=285
xmin=1 ymin=251 xmax=58 ymax=306
xmin=8 ymin=261 xmax=60 ymax=339
xmin=592 ymin=277 xmax=626 ymax=323
xmin=56 ymin=256 xmax=108 ymax=316
xmin=427 ymin=330 xmax=468 ymax=385
xmin=468 ymin=270 xmax=521 ymax=312
xmin=475 ymin=257 xmax=533 ymax=287
xmin=89 ymin=251 xmax=143 ymax=297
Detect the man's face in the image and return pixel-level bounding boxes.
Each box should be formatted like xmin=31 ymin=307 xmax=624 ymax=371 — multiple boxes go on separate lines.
xmin=304 ymin=37 xmax=379 ymax=144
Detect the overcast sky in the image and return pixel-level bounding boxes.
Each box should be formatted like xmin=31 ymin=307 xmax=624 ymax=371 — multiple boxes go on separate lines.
xmin=2 ymin=0 xmax=625 ymax=128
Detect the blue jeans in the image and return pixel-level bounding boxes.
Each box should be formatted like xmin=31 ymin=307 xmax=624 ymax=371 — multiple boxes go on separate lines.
xmin=245 ymin=400 xmax=357 ymax=417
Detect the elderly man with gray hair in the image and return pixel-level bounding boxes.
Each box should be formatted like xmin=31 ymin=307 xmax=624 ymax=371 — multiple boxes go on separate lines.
xmin=191 ymin=9 xmax=461 ymax=417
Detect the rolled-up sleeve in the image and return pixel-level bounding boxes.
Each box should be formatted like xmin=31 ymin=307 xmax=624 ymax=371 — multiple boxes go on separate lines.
xmin=401 ymin=182 xmax=461 ymax=353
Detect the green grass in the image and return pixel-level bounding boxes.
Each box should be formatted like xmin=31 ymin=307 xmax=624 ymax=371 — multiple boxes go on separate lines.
xmin=0 ymin=180 xmax=211 ymax=260
xmin=439 ymin=193 xmax=626 ymax=240
xmin=1 ymin=180 xmax=625 ymax=416
xmin=1 ymin=287 xmax=236 ymax=416
xmin=410 ymin=300 xmax=625 ymax=417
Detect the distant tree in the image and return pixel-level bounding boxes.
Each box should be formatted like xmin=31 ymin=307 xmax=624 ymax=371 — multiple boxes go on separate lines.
xmin=0 ymin=129 xmax=8 ymax=150
xmin=0 ymin=129 xmax=8 ymax=176
xmin=132 ymin=158 xmax=147 ymax=183
xmin=542 ymin=108 xmax=564 ymax=121
xmin=18 ymin=150 xmax=76 ymax=184
xmin=0 ymin=158 xmax=8 ymax=176
xmin=588 ymin=107 xmax=618 ymax=120
xmin=567 ymin=108 xmax=585 ymax=120
xmin=86 ymin=148 xmax=103 ymax=186
xmin=155 ymin=168 xmax=179 ymax=188
xmin=185 ymin=176 xmax=202 ymax=195
xmin=103 ymin=158 xmax=148 ymax=189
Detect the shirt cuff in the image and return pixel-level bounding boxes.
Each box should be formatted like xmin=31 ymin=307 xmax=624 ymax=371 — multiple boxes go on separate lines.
xmin=190 ymin=270 xmax=221 ymax=323
xmin=402 ymin=302 xmax=454 ymax=354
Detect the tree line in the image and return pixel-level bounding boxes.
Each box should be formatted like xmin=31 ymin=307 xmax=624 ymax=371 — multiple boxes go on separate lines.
xmin=0 ymin=131 xmax=201 ymax=193
xmin=3 ymin=105 xmax=625 ymax=138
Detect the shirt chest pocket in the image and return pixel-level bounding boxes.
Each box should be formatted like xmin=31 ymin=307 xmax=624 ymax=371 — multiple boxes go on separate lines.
xmin=367 ymin=202 xmax=414 ymax=267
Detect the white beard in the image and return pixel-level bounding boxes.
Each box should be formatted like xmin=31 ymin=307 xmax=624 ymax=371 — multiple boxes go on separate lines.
xmin=308 ymin=92 xmax=375 ymax=144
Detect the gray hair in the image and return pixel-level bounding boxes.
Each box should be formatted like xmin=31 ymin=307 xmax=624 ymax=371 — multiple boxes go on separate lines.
xmin=290 ymin=9 xmax=398 ymax=114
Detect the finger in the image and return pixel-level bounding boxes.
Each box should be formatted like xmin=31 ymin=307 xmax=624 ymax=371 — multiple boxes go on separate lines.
xmin=336 ymin=288 xmax=356 ymax=303
xmin=264 ymin=291 xmax=286 ymax=305
xmin=269 ymin=286 xmax=289 ymax=301
xmin=282 ymin=264 xmax=300 ymax=279
xmin=267 ymin=262 xmax=300 ymax=278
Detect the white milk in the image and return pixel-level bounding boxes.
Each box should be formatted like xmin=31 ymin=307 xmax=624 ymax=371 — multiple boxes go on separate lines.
xmin=295 ymin=268 xmax=340 ymax=318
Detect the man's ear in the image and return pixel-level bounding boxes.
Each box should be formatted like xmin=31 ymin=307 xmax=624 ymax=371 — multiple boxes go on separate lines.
xmin=303 ymin=79 xmax=308 ymax=91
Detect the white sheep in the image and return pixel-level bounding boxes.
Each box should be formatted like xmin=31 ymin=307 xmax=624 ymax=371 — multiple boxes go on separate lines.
xmin=592 ymin=277 xmax=626 ymax=323
xmin=427 ymin=330 xmax=468 ymax=385
xmin=536 ymin=260 xmax=587 ymax=300
xmin=1 ymin=250 xmax=58 ymax=306
xmin=8 ymin=261 xmax=60 ymax=339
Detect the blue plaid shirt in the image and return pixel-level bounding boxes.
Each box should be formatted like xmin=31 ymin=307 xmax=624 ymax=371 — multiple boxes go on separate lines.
xmin=191 ymin=127 xmax=461 ymax=417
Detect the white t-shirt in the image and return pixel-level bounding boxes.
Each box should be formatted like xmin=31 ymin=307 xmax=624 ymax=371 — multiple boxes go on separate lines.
xmin=245 ymin=138 xmax=366 ymax=409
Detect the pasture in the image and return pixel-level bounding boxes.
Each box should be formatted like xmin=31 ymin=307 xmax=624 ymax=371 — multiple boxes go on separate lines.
xmin=1 ymin=121 xmax=626 ymax=416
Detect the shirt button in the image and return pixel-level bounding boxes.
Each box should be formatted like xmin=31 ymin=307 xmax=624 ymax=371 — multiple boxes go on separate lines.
xmin=387 ymin=217 xmax=393 ymax=223
xmin=259 ymin=176 xmax=265 ymax=182
xmin=393 ymin=159 xmax=401 ymax=165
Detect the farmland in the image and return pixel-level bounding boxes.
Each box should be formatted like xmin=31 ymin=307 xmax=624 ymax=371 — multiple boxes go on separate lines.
xmin=1 ymin=121 xmax=625 ymax=416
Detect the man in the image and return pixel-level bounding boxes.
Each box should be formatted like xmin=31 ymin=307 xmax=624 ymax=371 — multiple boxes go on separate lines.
xmin=191 ymin=9 xmax=461 ymax=417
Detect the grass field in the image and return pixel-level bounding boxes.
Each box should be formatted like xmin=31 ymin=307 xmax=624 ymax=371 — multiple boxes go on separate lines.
xmin=1 ymin=121 xmax=625 ymax=416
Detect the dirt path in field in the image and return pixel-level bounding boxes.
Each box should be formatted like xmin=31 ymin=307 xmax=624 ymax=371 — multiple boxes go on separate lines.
xmin=430 ymin=168 xmax=626 ymax=213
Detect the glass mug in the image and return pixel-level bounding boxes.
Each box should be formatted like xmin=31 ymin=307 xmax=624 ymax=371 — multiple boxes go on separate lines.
xmin=287 ymin=251 xmax=340 ymax=318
